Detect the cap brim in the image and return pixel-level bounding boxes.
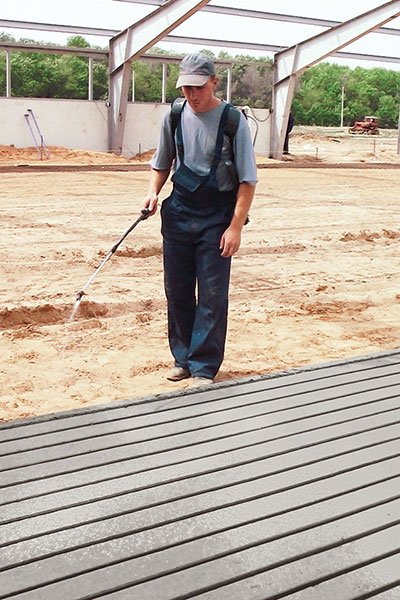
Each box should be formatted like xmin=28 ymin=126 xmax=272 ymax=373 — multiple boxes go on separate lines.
xmin=176 ymin=74 xmax=210 ymax=88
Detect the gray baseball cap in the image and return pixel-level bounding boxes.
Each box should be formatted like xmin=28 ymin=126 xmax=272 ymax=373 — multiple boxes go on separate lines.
xmin=176 ymin=53 xmax=216 ymax=88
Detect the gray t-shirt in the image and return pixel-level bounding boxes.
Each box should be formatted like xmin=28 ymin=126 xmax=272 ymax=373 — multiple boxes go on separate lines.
xmin=150 ymin=100 xmax=258 ymax=192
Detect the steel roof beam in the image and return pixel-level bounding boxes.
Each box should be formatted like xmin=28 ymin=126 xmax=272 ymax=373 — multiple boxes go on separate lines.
xmin=2 ymin=37 xmax=399 ymax=66
xmin=1 ymin=16 xmax=400 ymax=63
xmin=274 ymin=2 xmax=400 ymax=81
xmin=1 ymin=33 xmax=400 ymax=66
xmin=0 ymin=40 xmax=239 ymax=67
xmin=164 ymin=34 xmax=400 ymax=63
xmin=0 ymin=19 xmax=118 ymax=38
xmin=109 ymin=0 xmax=209 ymax=73
xmin=113 ymin=0 xmax=400 ymax=36
xmin=0 ymin=40 xmax=108 ymax=58
xmin=3 ymin=3 xmax=400 ymax=39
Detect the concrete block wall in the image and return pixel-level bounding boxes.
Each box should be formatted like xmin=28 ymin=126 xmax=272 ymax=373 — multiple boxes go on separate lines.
xmin=0 ymin=97 xmax=270 ymax=157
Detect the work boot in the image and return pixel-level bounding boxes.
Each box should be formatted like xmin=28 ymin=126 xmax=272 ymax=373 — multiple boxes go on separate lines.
xmin=191 ymin=377 xmax=213 ymax=386
xmin=167 ymin=366 xmax=190 ymax=381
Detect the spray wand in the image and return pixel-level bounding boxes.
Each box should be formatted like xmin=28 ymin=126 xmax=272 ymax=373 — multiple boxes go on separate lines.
xmin=73 ymin=209 xmax=150 ymax=312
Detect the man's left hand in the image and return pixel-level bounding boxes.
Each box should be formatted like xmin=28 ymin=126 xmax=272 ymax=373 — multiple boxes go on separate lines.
xmin=220 ymin=226 xmax=241 ymax=258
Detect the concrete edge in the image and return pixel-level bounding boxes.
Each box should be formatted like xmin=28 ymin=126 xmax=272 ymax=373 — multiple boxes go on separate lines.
xmin=1 ymin=346 xmax=400 ymax=429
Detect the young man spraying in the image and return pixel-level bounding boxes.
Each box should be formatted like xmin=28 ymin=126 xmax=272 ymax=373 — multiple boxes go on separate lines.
xmin=143 ymin=53 xmax=257 ymax=385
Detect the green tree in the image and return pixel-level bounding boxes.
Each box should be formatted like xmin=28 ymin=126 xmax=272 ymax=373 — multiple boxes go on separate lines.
xmin=165 ymin=62 xmax=180 ymax=103
xmin=2 ymin=33 xmax=109 ymax=99
xmin=57 ymin=36 xmax=91 ymax=99
xmin=10 ymin=42 xmax=66 ymax=98
xmin=132 ymin=59 xmax=162 ymax=102
xmin=231 ymin=56 xmax=273 ymax=108
xmin=0 ymin=51 xmax=6 ymax=95
xmin=294 ymin=63 xmax=350 ymax=125
xmin=2 ymin=30 xmax=400 ymax=125
xmin=295 ymin=62 xmax=400 ymax=127
xmin=92 ymin=57 xmax=108 ymax=101
xmin=377 ymin=94 xmax=399 ymax=128
xmin=64 ymin=36 xmax=108 ymax=100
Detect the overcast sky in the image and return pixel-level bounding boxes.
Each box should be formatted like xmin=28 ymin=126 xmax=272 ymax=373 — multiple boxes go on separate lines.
xmin=2 ymin=0 xmax=400 ymax=70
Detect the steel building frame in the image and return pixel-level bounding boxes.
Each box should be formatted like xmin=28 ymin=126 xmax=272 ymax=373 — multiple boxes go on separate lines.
xmin=1 ymin=1 xmax=400 ymax=156
xmin=108 ymin=0 xmax=400 ymax=156
xmin=108 ymin=0 xmax=210 ymax=154
xmin=270 ymin=0 xmax=400 ymax=158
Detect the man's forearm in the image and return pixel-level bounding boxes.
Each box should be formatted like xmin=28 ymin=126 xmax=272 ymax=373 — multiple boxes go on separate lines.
xmin=231 ymin=182 xmax=256 ymax=229
xmin=219 ymin=182 xmax=256 ymax=257
xmin=148 ymin=168 xmax=171 ymax=195
xmin=143 ymin=168 xmax=171 ymax=214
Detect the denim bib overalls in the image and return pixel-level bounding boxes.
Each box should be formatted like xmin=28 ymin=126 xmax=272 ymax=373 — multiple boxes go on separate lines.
xmin=161 ymin=103 xmax=236 ymax=379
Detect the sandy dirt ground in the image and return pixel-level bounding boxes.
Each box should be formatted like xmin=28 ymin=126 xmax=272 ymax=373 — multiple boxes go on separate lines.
xmin=1 ymin=128 xmax=400 ymax=421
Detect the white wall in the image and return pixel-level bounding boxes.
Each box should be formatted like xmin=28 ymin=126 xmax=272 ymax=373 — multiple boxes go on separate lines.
xmin=0 ymin=97 xmax=270 ymax=157
xmin=245 ymin=108 xmax=270 ymax=156
xmin=0 ymin=98 xmax=109 ymax=151
xmin=123 ymin=102 xmax=170 ymax=157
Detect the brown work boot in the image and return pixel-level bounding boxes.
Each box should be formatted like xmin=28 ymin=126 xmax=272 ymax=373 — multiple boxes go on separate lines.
xmin=166 ymin=366 xmax=190 ymax=381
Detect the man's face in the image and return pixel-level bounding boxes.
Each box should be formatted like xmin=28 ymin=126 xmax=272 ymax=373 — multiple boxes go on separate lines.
xmin=182 ymin=76 xmax=218 ymax=113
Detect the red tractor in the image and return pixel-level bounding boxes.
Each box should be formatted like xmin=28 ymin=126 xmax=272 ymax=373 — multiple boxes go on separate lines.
xmin=348 ymin=115 xmax=379 ymax=135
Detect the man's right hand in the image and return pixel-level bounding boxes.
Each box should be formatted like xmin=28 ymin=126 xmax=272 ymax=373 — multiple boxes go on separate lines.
xmin=142 ymin=168 xmax=171 ymax=216
xmin=142 ymin=193 xmax=158 ymax=216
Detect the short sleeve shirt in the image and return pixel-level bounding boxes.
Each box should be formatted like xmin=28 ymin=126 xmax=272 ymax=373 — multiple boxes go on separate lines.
xmin=150 ymin=100 xmax=258 ymax=191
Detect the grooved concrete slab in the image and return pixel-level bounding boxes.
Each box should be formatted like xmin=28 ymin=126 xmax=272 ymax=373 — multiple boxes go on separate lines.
xmin=1 ymin=350 xmax=400 ymax=599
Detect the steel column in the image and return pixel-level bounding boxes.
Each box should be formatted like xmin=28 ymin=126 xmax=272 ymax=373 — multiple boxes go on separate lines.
xmin=108 ymin=61 xmax=132 ymax=153
xmin=162 ymin=62 xmax=167 ymax=103
xmin=88 ymin=57 xmax=93 ymax=101
xmin=6 ymin=50 xmax=11 ymax=98
xmin=226 ymin=66 xmax=232 ymax=103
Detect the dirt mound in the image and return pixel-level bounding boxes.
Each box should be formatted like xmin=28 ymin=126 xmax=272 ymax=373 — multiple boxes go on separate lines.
xmin=0 ymin=144 xmax=155 ymax=165
xmin=300 ymin=300 xmax=373 ymax=317
xmin=0 ymin=301 xmax=111 ymax=331
xmin=340 ymin=229 xmax=400 ymax=242
xmin=114 ymin=244 xmax=163 ymax=258
xmin=0 ymin=304 xmax=69 ymax=329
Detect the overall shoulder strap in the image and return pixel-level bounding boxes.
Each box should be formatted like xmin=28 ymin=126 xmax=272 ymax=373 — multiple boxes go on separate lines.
xmin=170 ymin=97 xmax=186 ymax=136
xmin=224 ymin=104 xmax=242 ymax=144
xmin=171 ymin=98 xmax=242 ymax=141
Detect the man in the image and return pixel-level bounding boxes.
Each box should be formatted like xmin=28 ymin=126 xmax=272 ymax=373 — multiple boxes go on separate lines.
xmin=143 ymin=52 xmax=257 ymax=386
xmin=283 ymin=111 xmax=295 ymax=155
